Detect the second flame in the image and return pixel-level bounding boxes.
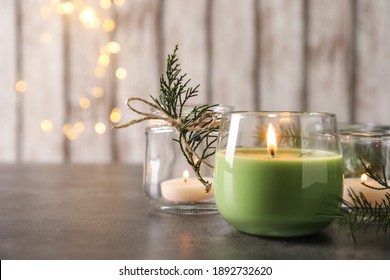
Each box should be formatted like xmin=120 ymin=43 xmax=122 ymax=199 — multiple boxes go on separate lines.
xmin=183 ymin=170 xmax=190 ymax=183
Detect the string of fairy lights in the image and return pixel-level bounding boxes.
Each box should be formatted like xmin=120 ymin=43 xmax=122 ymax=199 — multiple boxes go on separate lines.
xmin=15 ymin=0 xmax=127 ymax=141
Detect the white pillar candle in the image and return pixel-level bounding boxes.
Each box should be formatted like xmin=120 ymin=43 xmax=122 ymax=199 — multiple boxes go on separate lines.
xmin=161 ymin=170 xmax=214 ymax=202
xmin=343 ymin=174 xmax=389 ymax=205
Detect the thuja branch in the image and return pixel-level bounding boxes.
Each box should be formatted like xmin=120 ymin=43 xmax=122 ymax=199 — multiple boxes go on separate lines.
xmin=328 ymin=190 xmax=390 ymax=243
xmin=360 ymin=158 xmax=390 ymax=190
xmin=323 ymin=160 xmax=390 ymax=242
xmin=113 ymin=45 xmax=220 ymax=193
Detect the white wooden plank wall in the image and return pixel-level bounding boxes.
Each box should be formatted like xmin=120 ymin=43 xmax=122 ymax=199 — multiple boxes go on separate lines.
xmin=355 ymin=0 xmax=390 ymax=123
xmin=307 ymin=0 xmax=353 ymax=123
xmin=67 ymin=0 xmax=112 ymax=163
xmin=0 ymin=0 xmax=389 ymax=164
xmin=115 ymin=0 xmax=160 ymax=163
xmin=259 ymin=0 xmax=304 ymax=111
xmin=21 ymin=0 xmax=65 ymax=163
xmin=212 ymin=0 xmax=256 ymax=109
xmin=0 ymin=0 xmax=17 ymax=162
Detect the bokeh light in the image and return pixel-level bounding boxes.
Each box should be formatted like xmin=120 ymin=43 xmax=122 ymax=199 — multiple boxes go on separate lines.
xmin=91 ymin=87 xmax=105 ymax=98
xmin=79 ymin=97 xmax=91 ymax=109
xmin=102 ymin=19 xmax=115 ymax=32
xmin=115 ymin=67 xmax=127 ymax=80
xmin=98 ymin=54 xmax=110 ymax=66
xmin=62 ymin=123 xmax=72 ymax=134
xmin=110 ymin=108 xmax=122 ymax=123
xmin=100 ymin=0 xmax=112 ymax=9
xmin=62 ymin=2 xmax=74 ymax=14
xmin=15 ymin=80 xmax=28 ymax=93
xmin=107 ymin=41 xmax=120 ymax=54
xmin=114 ymin=0 xmax=126 ymax=7
xmin=95 ymin=122 xmax=107 ymax=134
xmin=66 ymin=129 xmax=77 ymax=140
xmin=79 ymin=7 xmax=100 ymax=28
xmin=73 ymin=122 xmax=85 ymax=134
xmin=40 ymin=120 xmax=53 ymax=132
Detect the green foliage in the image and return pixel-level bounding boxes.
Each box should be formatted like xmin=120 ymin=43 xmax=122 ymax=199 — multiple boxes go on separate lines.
xmin=143 ymin=45 xmax=219 ymax=192
xmin=151 ymin=45 xmax=200 ymax=119
xmin=325 ymin=159 xmax=390 ymax=242
xmin=113 ymin=45 xmax=219 ymax=192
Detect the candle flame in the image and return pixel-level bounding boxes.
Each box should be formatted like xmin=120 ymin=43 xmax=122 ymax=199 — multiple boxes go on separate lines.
xmin=183 ymin=170 xmax=190 ymax=183
xmin=267 ymin=124 xmax=277 ymax=157
xmin=361 ymin=173 xmax=368 ymax=181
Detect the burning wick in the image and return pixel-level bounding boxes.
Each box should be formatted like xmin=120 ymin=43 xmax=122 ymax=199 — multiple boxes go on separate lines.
xmin=183 ymin=170 xmax=190 ymax=183
xmin=267 ymin=123 xmax=277 ymax=158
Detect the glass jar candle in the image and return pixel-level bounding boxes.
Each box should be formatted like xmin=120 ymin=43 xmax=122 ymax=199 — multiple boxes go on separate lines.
xmin=143 ymin=105 xmax=232 ymax=214
xmin=340 ymin=124 xmax=390 ymax=205
xmin=214 ymin=112 xmax=343 ymax=237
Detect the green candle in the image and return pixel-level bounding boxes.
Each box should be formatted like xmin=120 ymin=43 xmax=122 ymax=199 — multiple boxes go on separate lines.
xmin=214 ymin=148 xmax=343 ymax=237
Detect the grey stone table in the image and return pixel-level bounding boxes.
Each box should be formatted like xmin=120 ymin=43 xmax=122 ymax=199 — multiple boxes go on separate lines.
xmin=0 ymin=164 xmax=389 ymax=260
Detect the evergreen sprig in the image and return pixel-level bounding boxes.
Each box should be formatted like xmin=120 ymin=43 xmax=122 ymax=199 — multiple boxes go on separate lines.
xmin=360 ymin=158 xmax=389 ymax=190
xmin=151 ymin=45 xmax=200 ymax=118
xmin=329 ymin=190 xmax=390 ymax=243
xmin=325 ymin=159 xmax=390 ymax=242
xmin=114 ymin=45 xmax=220 ymax=193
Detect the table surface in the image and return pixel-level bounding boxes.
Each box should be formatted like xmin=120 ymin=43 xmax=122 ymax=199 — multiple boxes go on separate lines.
xmin=0 ymin=164 xmax=389 ymax=260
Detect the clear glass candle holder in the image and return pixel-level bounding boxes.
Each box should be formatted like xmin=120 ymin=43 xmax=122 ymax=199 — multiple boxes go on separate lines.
xmin=143 ymin=105 xmax=232 ymax=214
xmin=214 ymin=112 xmax=343 ymax=237
xmin=340 ymin=124 xmax=390 ymax=205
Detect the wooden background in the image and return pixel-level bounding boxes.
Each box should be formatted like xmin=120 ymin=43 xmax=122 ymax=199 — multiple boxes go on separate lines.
xmin=1 ymin=0 xmax=389 ymax=164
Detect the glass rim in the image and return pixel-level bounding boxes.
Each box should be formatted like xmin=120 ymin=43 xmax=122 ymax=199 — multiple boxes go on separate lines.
xmin=223 ymin=111 xmax=337 ymax=118
xmin=339 ymin=123 xmax=390 ymax=139
xmin=340 ymin=123 xmax=390 ymax=138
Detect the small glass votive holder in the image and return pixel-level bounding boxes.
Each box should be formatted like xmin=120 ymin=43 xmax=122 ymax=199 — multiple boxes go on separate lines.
xmin=340 ymin=124 xmax=390 ymax=205
xmin=143 ymin=105 xmax=232 ymax=214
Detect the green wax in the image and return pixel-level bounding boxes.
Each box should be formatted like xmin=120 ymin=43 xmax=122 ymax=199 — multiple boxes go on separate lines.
xmin=214 ymin=148 xmax=343 ymax=237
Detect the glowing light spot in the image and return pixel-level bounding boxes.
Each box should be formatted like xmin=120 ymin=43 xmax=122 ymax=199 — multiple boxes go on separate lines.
xmin=114 ymin=0 xmax=125 ymax=7
xmin=66 ymin=129 xmax=77 ymax=140
xmin=62 ymin=123 xmax=72 ymax=134
xmin=92 ymin=87 xmax=105 ymax=98
xmin=100 ymin=0 xmax=112 ymax=9
xmin=40 ymin=33 xmax=52 ymax=44
xmin=79 ymin=97 xmax=91 ymax=109
xmin=79 ymin=7 xmax=100 ymax=28
xmin=95 ymin=122 xmax=107 ymax=134
xmin=73 ymin=122 xmax=85 ymax=134
xmin=40 ymin=120 xmax=53 ymax=132
xmin=95 ymin=66 xmax=106 ymax=78
xmin=98 ymin=54 xmax=110 ymax=66
xmin=107 ymin=41 xmax=120 ymax=54
xmin=115 ymin=67 xmax=127 ymax=80
xmin=110 ymin=108 xmax=122 ymax=123
xmin=16 ymin=80 xmax=28 ymax=93
xmin=102 ymin=19 xmax=115 ymax=32
xmin=40 ymin=6 xmax=52 ymax=18
xmin=62 ymin=2 xmax=74 ymax=14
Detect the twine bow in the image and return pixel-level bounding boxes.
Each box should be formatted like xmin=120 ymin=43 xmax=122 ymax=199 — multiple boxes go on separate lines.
xmin=113 ymin=97 xmax=221 ymax=192
xmin=113 ymin=97 xmax=219 ymax=134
